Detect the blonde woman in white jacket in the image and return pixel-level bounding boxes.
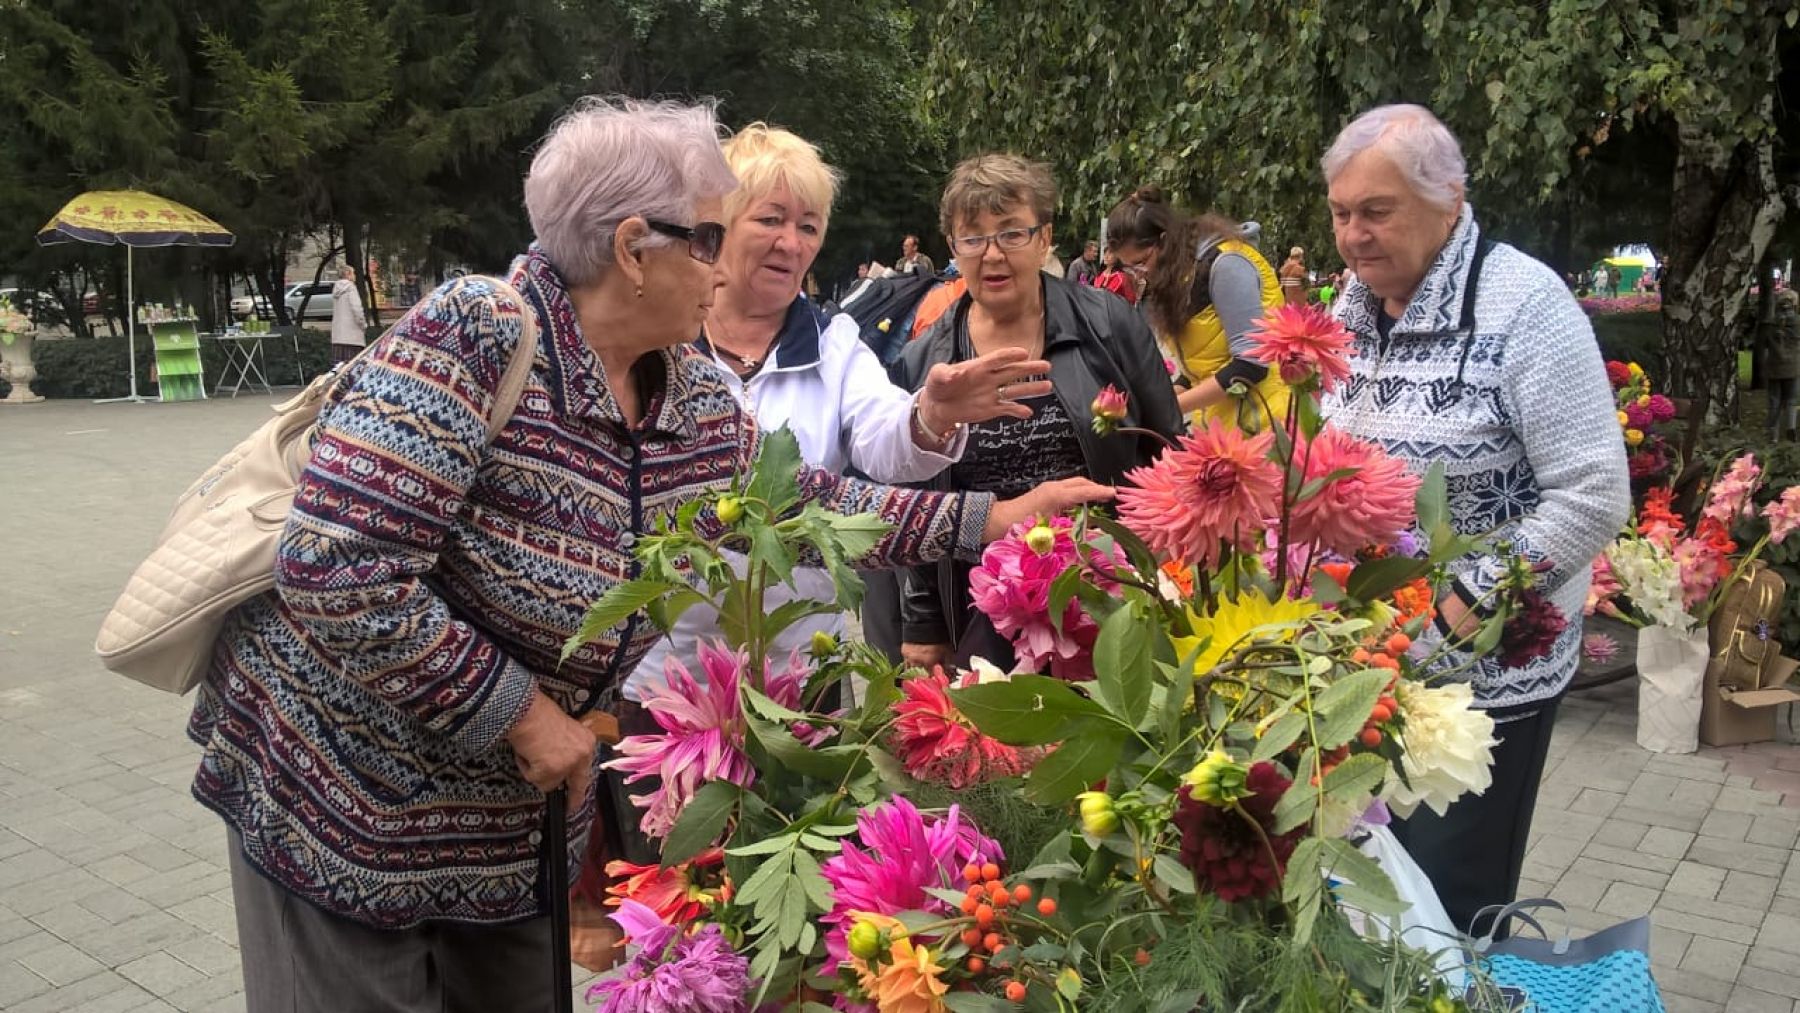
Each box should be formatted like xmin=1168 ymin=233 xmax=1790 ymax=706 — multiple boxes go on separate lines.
xmin=619 ymin=124 xmax=1049 ymax=701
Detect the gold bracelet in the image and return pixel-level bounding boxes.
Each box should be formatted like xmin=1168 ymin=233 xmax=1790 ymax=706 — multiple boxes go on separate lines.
xmin=912 ymin=394 xmax=960 ymax=445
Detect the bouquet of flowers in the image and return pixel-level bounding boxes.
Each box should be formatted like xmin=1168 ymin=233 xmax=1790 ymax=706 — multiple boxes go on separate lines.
xmin=1604 ymin=360 xmax=1680 ymax=485
xmin=1593 ymin=453 xmax=1800 ymax=633
xmin=568 ymin=304 xmax=1557 ymax=1012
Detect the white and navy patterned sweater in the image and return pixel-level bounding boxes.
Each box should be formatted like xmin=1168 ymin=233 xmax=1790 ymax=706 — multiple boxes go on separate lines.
xmin=1322 ymin=207 xmax=1630 ymax=713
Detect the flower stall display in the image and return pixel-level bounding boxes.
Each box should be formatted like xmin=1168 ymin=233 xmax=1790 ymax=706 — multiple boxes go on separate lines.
xmin=567 ymin=305 xmax=1556 ymax=1012
xmin=1604 ymin=360 xmax=1680 ymax=486
xmin=1591 ymin=456 xmax=1799 ymax=753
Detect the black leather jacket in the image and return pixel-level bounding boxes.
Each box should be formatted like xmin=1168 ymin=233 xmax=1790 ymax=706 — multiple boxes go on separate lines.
xmin=890 ymin=274 xmax=1183 ymax=649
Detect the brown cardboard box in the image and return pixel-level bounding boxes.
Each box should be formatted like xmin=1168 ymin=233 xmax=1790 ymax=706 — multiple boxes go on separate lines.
xmin=1700 ymin=654 xmax=1799 ymax=748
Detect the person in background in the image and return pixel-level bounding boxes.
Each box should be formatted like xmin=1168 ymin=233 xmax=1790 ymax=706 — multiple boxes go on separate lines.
xmin=895 ymin=154 xmax=1183 ymax=673
xmin=1065 ymin=239 xmax=1100 ymax=286
xmin=1319 ymin=103 xmax=1629 ymax=936
xmin=329 ymin=266 xmax=367 ymax=365
xmin=1279 ymin=245 xmax=1308 ymax=305
xmin=1094 ymin=247 xmax=1139 ymax=306
xmin=897 ymin=234 xmax=936 ymax=276
xmin=1763 ymin=287 xmax=1799 ymax=441
xmin=1106 ymin=186 xmax=1288 ymax=429
xmin=191 ymin=98 xmax=1115 ymax=1012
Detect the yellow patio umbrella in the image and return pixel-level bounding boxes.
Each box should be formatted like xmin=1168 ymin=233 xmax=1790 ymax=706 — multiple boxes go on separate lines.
xmin=37 ymin=190 xmax=235 ymax=403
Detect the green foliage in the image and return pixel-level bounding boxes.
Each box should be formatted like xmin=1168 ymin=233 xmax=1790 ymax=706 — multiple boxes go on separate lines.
xmin=1590 ymin=312 xmax=1666 ymax=373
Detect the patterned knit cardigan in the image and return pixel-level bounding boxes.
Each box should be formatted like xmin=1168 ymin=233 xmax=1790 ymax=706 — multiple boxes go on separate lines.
xmin=189 ymin=250 xmax=992 ymax=928
xmin=1322 ymin=208 xmax=1630 ymax=713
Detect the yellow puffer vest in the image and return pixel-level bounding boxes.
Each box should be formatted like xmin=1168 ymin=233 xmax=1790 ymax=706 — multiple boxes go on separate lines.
xmin=1173 ymin=240 xmax=1287 ymax=430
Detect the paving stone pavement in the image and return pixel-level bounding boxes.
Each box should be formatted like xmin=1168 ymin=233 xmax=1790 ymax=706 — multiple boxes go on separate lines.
xmin=2 ymin=397 xmax=1797 ymax=1012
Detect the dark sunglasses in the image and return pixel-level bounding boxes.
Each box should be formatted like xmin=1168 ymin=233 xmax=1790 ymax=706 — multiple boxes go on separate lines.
xmin=646 ymin=219 xmax=726 ymax=264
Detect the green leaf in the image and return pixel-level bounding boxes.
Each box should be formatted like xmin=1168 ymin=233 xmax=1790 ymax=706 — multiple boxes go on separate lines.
xmin=743 ymin=709 xmax=870 ymax=782
xmin=827 ymin=512 xmax=892 ymax=562
xmin=792 ymin=848 xmax=834 ymax=911
xmin=726 ymin=834 xmax=799 ymax=858
xmin=1344 ymin=556 xmax=1432 ymax=603
xmin=943 ymin=995 xmax=1014 ymax=1013
xmin=1283 ymin=837 xmax=1326 ymax=944
xmin=644 ymin=587 xmax=707 ymax=633
xmin=949 ymin=674 xmax=1108 ymax=746
xmin=1322 ymin=752 xmax=1389 ymax=797
xmin=746 ymin=427 xmax=804 ymax=513
xmin=1252 ymin=712 xmax=1307 ymax=762
xmin=562 ymin=580 xmax=685 ymax=662
xmin=1309 ymin=569 xmax=1345 ymax=606
xmin=1056 ymin=966 xmax=1083 ymax=1001
xmin=661 ymin=780 xmax=740 ymax=866
xmin=750 ymin=523 xmax=796 ymax=588
xmin=1416 ymin=462 xmax=1448 ymax=539
xmin=1152 ymin=853 xmax=1196 ymax=894
xmin=1322 ymin=837 xmax=1401 ymax=910
xmin=1295 ymin=466 xmax=1359 ymax=502
xmin=742 ymin=686 xmax=809 ymax=725
xmin=1092 ymin=601 xmax=1154 ymax=726
xmin=1270 ymin=782 xmax=1318 ymax=834
xmin=1312 ymin=668 xmax=1389 ymax=750
xmin=761 ymin=598 xmax=841 ymax=645
xmin=1087 ymin=513 xmax=1163 ymax=588
xmin=1046 ymin=565 xmax=1085 ymax=637
xmin=1024 ymin=723 xmax=1127 ymax=804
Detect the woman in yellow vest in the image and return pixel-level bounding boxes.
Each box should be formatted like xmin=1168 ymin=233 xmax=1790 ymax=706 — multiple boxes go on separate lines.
xmin=1106 ymin=186 xmax=1286 ymax=431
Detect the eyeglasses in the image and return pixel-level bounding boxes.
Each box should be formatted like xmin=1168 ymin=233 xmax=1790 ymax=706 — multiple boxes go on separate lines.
xmin=950 ymin=224 xmax=1047 ymax=258
xmin=646 ymin=219 xmax=727 ymax=264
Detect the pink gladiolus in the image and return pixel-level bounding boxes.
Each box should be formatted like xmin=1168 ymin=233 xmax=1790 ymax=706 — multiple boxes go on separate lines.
xmin=1118 ymin=420 xmax=1282 ymax=568
xmin=1286 ymin=427 xmax=1420 ymax=557
xmin=1763 ymin=486 xmax=1800 ymax=545
xmin=969 ymin=516 xmax=1126 ymax=679
xmin=1244 ymin=303 xmax=1355 ymax=392
xmin=1702 ymin=454 xmax=1762 ymax=527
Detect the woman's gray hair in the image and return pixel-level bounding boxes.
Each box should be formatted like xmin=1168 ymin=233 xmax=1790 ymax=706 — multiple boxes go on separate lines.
xmin=524 ymin=97 xmax=739 ymax=286
xmin=1321 ymin=104 xmax=1467 ymax=211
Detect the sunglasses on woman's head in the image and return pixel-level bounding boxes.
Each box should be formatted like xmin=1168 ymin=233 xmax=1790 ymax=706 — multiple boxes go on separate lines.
xmin=646 ymin=220 xmax=727 ymax=264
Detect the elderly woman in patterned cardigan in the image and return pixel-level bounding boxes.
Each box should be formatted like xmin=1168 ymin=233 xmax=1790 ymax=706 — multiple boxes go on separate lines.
xmin=187 ymin=97 xmax=1110 ymax=1013
xmin=1319 ymin=104 xmax=1630 ymax=935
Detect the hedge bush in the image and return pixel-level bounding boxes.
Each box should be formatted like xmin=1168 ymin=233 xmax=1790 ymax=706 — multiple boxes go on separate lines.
xmin=1 ymin=329 xmax=334 ymax=399
xmin=1588 ymin=311 xmax=1662 ymax=369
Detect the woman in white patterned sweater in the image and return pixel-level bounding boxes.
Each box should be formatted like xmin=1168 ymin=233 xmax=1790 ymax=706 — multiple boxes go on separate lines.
xmin=1318 ymin=105 xmax=1630 ymax=935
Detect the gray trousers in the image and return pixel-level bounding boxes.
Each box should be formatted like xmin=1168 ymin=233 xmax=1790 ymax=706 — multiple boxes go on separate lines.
xmin=228 ymin=835 xmax=554 ymax=1013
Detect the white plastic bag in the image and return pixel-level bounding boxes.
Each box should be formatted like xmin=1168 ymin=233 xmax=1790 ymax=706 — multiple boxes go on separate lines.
xmin=1336 ymin=826 xmax=1467 ymax=989
xmin=1635 ymin=623 xmax=1707 ymax=754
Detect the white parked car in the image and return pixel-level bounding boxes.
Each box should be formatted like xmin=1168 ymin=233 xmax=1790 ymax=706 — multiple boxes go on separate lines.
xmin=230 ymin=293 xmax=275 ymax=319
xmin=284 ymin=282 xmax=336 ymax=321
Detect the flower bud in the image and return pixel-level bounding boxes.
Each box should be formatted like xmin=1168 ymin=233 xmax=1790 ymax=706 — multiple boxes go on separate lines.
xmin=1183 ymin=750 xmax=1250 ymax=807
xmin=1090 ymin=385 xmax=1129 ymax=435
xmin=809 ymin=630 xmax=839 ymax=658
xmin=716 ymin=496 xmax=744 ymax=525
xmin=847 ymin=919 xmax=882 ymax=961
xmin=1022 ymin=524 xmax=1057 ymax=556
xmin=1624 ymin=428 xmax=1645 ymax=447
xmin=1076 ymin=791 xmax=1119 ymax=836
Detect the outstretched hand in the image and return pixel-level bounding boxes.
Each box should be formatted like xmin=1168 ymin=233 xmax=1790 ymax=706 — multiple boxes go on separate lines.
xmin=920 ymin=346 xmax=1054 ymax=432
xmin=983 ymin=477 xmax=1116 ymax=543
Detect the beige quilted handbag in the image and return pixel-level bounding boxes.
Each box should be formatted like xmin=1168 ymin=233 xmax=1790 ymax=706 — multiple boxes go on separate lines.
xmin=94 ymin=278 xmax=539 ymax=693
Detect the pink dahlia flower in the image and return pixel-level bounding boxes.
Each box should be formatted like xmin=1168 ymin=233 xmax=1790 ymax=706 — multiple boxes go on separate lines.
xmin=1118 ymin=420 xmax=1282 ymax=568
xmin=968 ymin=515 xmax=1126 ymax=679
xmin=819 ymin=797 xmax=1001 ymax=975
xmin=605 ymin=642 xmax=813 ymax=839
xmin=1286 ymin=427 xmax=1420 ymax=557
xmin=1244 ymin=302 xmax=1356 ymax=391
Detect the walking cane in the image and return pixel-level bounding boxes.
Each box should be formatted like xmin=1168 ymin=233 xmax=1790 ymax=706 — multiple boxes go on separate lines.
xmin=545 ymin=787 xmax=574 ymax=1013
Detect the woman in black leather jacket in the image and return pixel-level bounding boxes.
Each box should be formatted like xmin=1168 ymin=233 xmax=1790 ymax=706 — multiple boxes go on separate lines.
xmin=892 ymin=153 xmax=1183 ymax=672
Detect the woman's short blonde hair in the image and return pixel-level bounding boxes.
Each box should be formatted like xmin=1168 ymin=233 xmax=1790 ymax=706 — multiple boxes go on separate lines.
xmin=938 ymin=154 xmax=1058 ymax=238
xmin=721 ymin=123 xmax=842 ymax=230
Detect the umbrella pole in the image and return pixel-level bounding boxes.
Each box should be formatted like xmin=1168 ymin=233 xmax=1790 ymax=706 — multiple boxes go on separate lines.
xmin=95 ymin=245 xmax=150 ymax=404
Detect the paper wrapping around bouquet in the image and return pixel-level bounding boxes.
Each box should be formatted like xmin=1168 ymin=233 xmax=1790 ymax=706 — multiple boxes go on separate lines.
xmin=1636 ymin=624 xmax=1708 ymax=754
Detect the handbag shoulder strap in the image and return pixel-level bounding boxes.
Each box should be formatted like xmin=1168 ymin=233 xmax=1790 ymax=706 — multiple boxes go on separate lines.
xmin=478 ymin=275 xmax=539 ymax=442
